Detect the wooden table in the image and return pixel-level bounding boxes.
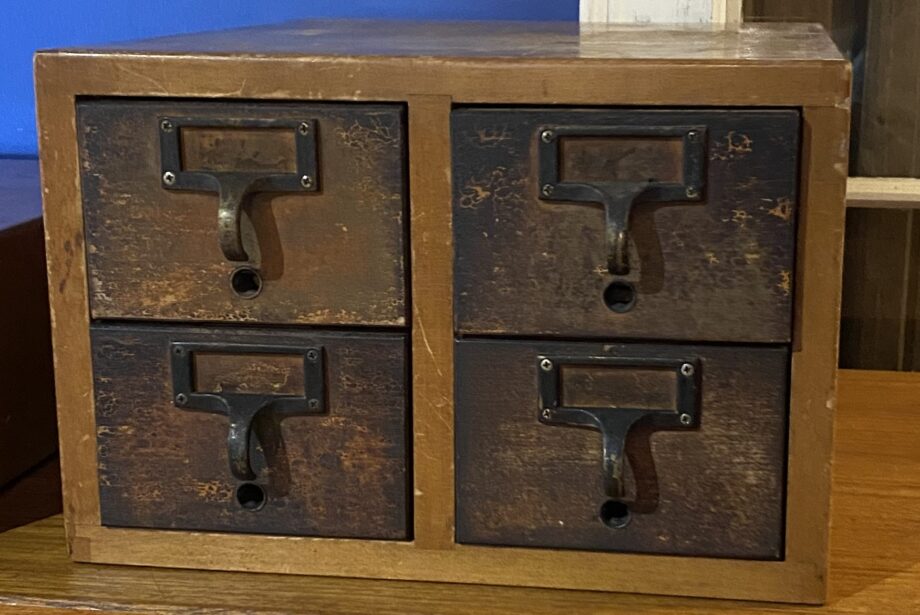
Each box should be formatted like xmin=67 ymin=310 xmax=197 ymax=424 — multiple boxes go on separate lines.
xmin=0 ymin=369 xmax=916 ymax=614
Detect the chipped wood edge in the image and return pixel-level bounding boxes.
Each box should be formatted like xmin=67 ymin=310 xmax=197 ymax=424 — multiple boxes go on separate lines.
xmin=39 ymin=53 xmax=850 ymax=108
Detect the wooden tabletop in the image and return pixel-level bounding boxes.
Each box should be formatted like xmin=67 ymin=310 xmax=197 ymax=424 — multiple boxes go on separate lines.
xmin=0 ymin=368 xmax=916 ymax=614
xmin=44 ymin=20 xmax=843 ymax=62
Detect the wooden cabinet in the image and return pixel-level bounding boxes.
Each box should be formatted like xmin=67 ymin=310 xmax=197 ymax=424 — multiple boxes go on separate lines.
xmin=36 ymin=19 xmax=849 ymax=604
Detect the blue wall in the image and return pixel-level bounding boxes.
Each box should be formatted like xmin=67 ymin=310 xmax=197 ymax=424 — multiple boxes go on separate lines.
xmin=2 ymin=1 xmax=577 ymax=156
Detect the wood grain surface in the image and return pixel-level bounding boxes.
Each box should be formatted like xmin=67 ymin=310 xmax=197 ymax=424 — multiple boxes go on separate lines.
xmin=78 ymin=100 xmax=407 ymax=326
xmin=840 ymin=208 xmax=914 ymax=370
xmin=63 ymin=19 xmax=843 ymax=62
xmin=406 ymin=95 xmax=456 ymax=550
xmin=455 ymin=339 xmax=788 ymax=558
xmin=0 ymin=370 xmax=916 ymax=614
xmin=91 ymin=323 xmax=409 ymax=539
xmin=453 ymin=108 xmax=799 ymax=342
xmin=857 ymin=2 xmax=920 ymax=178
xmin=777 ymin=105 xmax=849 ymax=599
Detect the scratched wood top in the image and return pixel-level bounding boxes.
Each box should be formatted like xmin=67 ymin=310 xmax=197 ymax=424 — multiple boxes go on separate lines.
xmin=41 ymin=20 xmax=843 ymax=63
xmin=0 ymin=369 xmax=917 ymax=614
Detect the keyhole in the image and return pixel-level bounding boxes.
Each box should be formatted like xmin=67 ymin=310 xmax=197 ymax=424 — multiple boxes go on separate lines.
xmin=599 ymin=499 xmax=631 ymax=529
xmin=230 ymin=267 xmax=263 ymax=299
xmin=236 ymin=482 xmax=266 ymax=511
xmin=603 ymin=281 xmax=636 ymax=313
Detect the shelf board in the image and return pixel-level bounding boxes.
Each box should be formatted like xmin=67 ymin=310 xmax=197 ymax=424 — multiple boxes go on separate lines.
xmin=847 ymin=176 xmax=920 ymax=209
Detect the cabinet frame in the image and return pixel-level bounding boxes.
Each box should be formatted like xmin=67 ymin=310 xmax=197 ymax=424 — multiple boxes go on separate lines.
xmin=36 ymin=21 xmax=850 ymax=603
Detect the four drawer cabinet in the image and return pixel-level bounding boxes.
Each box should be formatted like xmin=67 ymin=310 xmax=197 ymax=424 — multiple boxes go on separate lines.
xmin=37 ymin=20 xmax=850 ymax=604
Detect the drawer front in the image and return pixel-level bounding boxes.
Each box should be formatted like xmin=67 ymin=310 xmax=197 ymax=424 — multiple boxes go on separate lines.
xmin=453 ymin=108 xmax=799 ymax=342
xmin=79 ymin=100 xmax=406 ymax=326
xmin=455 ymin=338 xmax=788 ymax=559
xmin=92 ymin=323 xmax=409 ymax=539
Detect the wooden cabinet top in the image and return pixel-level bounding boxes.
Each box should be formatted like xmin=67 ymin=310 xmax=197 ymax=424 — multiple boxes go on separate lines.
xmin=41 ymin=20 xmax=843 ymax=63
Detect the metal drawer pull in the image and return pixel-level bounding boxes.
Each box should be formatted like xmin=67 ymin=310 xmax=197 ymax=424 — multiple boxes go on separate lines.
xmin=159 ymin=116 xmax=319 ymax=264
xmin=170 ymin=342 xmax=326 ymax=483
xmin=537 ymin=355 xmax=700 ymax=528
xmin=537 ymin=125 xmax=706 ymax=276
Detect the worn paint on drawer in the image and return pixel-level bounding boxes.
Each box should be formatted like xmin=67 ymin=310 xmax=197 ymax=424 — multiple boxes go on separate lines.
xmin=79 ymin=100 xmax=407 ymax=326
xmin=92 ymin=323 xmax=410 ymax=539
xmin=455 ymin=338 xmax=788 ymax=559
xmin=453 ymin=107 xmax=799 ymax=342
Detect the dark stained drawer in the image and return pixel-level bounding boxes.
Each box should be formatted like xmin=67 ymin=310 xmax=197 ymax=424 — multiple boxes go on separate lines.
xmin=79 ymin=100 xmax=406 ymax=326
xmin=92 ymin=323 xmax=409 ymax=539
xmin=453 ymin=108 xmax=799 ymax=343
xmin=455 ymin=338 xmax=788 ymax=559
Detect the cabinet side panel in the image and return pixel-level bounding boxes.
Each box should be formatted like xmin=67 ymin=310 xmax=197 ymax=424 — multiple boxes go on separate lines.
xmin=35 ymin=56 xmax=102 ymax=535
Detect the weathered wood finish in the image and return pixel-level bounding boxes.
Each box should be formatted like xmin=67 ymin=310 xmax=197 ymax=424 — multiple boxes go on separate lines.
xmin=75 ymin=20 xmax=843 ymax=62
xmin=407 ymin=95 xmax=456 ymax=550
xmin=453 ymin=108 xmax=799 ymax=342
xmin=78 ymin=100 xmax=407 ymax=326
xmin=35 ymin=20 xmax=850 ymax=603
xmin=455 ymin=339 xmax=788 ymax=558
xmin=91 ymin=323 xmax=409 ymax=539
